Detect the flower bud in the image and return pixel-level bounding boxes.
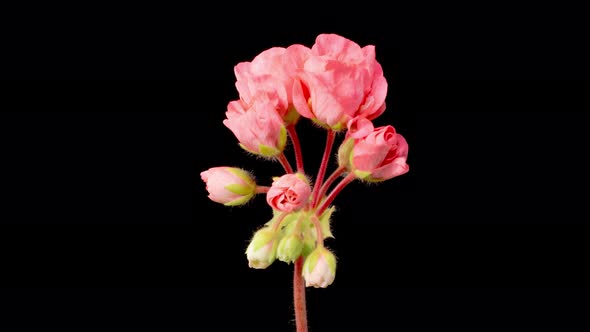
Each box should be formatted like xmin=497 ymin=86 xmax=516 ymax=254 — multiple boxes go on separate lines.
xmin=223 ymin=99 xmax=287 ymax=158
xmin=245 ymin=228 xmax=278 ymax=269
xmin=277 ymin=233 xmax=304 ymax=263
xmin=266 ymin=173 xmax=311 ymax=212
xmin=302 ymin=247 xmax=336 ymax=288
xmin=200 ymin=167 xmax=256 ymax=206
xmin=350 ymin=125 xmax=409 ymax=182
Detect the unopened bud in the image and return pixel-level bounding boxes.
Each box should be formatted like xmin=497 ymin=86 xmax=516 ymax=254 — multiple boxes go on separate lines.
xmin=245 ymin=228 xmax=278 ymax=269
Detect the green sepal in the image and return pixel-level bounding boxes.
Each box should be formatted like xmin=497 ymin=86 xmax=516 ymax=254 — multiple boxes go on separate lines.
xmin=223 ymin=193 xmax=254 ymax=206
xmin=353 ymin=169 xmax=372 ymax=180
xmin=249 ymin=228 xmax=276 ymax=252
xmin=259 ymin=144 xmax=280 ymax=157
xmin=318 ymin=206 xmax=335 ymax=239
xmin=324 ymin=248 xmax=337 ymax=271
xmin=337 ymin=137 xmax=354 ymax=169
xmin=227 ymin=168 xmax=256 ymax=187
xmin=225 ymin=183 xmax=254 ymax=196
xmin=283 ymin=106 xmax=301 ymax=125
xmin=277 ymin=234 xmax=304 ymax=264
xmin=302 ymin=248 xmax=322 ymax=274
xmin=238 ymin=143 xmax=257 ymax=155
xmin=278 ymin=125 xmax=287 ymax=152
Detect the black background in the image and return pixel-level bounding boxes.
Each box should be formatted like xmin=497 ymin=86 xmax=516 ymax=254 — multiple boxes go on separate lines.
xmin=2 ymin=4 xmax=589 ymax=332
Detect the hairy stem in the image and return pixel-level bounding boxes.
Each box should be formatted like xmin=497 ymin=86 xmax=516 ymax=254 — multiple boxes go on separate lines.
xmin=287 ymin=124 xmax=305 ymax=174
xmin=255 ymin=186 xmax=270 ymax=194
xmin=316 ymin=172 xmax=356 ymax=216
xmin=311 ymin=130 xmax=336 ymax=208
xmin=278 ymin=153 xmax=294 ymax=174
xmin=316 ymin=166 xmax=346 ymax=205
xmin=294 ymin=256 xmax=308 ymax=332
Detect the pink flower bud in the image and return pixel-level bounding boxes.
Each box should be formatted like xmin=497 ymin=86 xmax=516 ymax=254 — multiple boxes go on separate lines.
xmin=351 ymin=125 xmax=409 ymax=182
xmin=292 ymin=33 xmax=388 ymax=130
xmin=302 ymin=247 xmax=336 ymax=288
xmin=200 ymin=167 xmax=256 ymax=206
xmin=266 ymin=174 xmax=311 ymax=212
xmin=223 ymin=99 xmax=287 ymax=157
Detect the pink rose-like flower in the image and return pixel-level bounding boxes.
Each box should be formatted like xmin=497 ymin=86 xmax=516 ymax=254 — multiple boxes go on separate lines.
xmin=293 ymin=33 xmax=388 ymax=130
xmin=200 ymin=167 xmax=256 ymax=206
xmin=224 ymin=98 xmax=287 ymax=157
xmin=266 ymin=173 xmax=311 ymax=212
xmin=351 ymin=125 xmax=409 ymax=182
xmin=234 ymin=45 xmax=311 ymax=123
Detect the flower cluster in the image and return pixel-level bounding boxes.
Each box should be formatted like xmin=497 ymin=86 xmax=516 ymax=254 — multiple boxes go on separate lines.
xmin=201 ymin=34 xmax=409 ymax=288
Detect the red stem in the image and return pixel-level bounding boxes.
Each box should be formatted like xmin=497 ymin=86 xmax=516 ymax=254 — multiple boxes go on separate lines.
xmin=316 ymin=166 xmax=346 ymax=205
xmin=255 ymin=186 xmax=270 ymax=194
xmin=316 ymin=172 xmax=355 ymax=216
xmin=311 ymin=130 xmax=336 ymax=208
xmin=293 ymin=256 xmax=308 ymax=332
xmin=278 ymin=153 xmax=294 ymax=174
xmin=287 ymin=124 xmax=305 ymax=174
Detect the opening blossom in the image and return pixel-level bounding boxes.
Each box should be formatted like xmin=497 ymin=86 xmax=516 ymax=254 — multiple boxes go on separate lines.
xmin=267 ymin=173 xmax=311 ymax=212
xmin=201 ymin=33 xmax=410 ymax=332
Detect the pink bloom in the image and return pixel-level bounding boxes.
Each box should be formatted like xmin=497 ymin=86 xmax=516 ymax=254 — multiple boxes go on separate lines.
xmin=223 ymin=98 xmax=287 ymax=157
xmin=302 ymin=247 xmax=336 ymax=288
xmin=200 ymin=167 xmax=256 ymax=206
xmin=266 ymin=173 xmax=311 ymax=212
xmin=346 ymin=116 xmax=374 ymax=139
xmin=234 ymin=45 xmax=311 ymax=122
xmin=292 ymin=33 xmax=388 ymax=130
xmin=351 ymin=125 xmax=409 ymax=181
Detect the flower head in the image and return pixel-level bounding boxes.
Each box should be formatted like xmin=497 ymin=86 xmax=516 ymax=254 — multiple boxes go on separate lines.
xmin=292 ymin=34 xmax=387 ymax=130
xmin=234 ymin=45 xmax=311 ymax=124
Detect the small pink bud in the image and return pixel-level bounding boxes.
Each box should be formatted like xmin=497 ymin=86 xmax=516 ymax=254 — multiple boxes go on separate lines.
xmin=200 ymin=167 xmax=256 ymax=206
xmin=266 ymin=173 xmax=311 ymax=212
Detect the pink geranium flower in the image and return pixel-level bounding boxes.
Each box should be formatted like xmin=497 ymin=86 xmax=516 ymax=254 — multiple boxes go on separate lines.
xmin=293 ymin=34 xmax=388 ymax=130
xmin=234 ymin=45 xmax=311 ymax=123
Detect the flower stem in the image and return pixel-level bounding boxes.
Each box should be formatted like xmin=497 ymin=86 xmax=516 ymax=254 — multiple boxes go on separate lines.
xmin=311 ymin=130 xmax=336 ymax=208
xmin=316 ymin=172 xmax=356 ymax=216
xmin=255 ymin=186 xmax=270 ymax=194
xmin=294 ymin=256 xmax=308 ymax=332
xmin=287 ymin=124 xmax=305 ymax=174
xmin=316 ymin=166 xmax=346 ymax=206
xmin=310 ymin=214 xmax=324 ymax=247
xmin=278 ymin=153 xmax=294 ymax=174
